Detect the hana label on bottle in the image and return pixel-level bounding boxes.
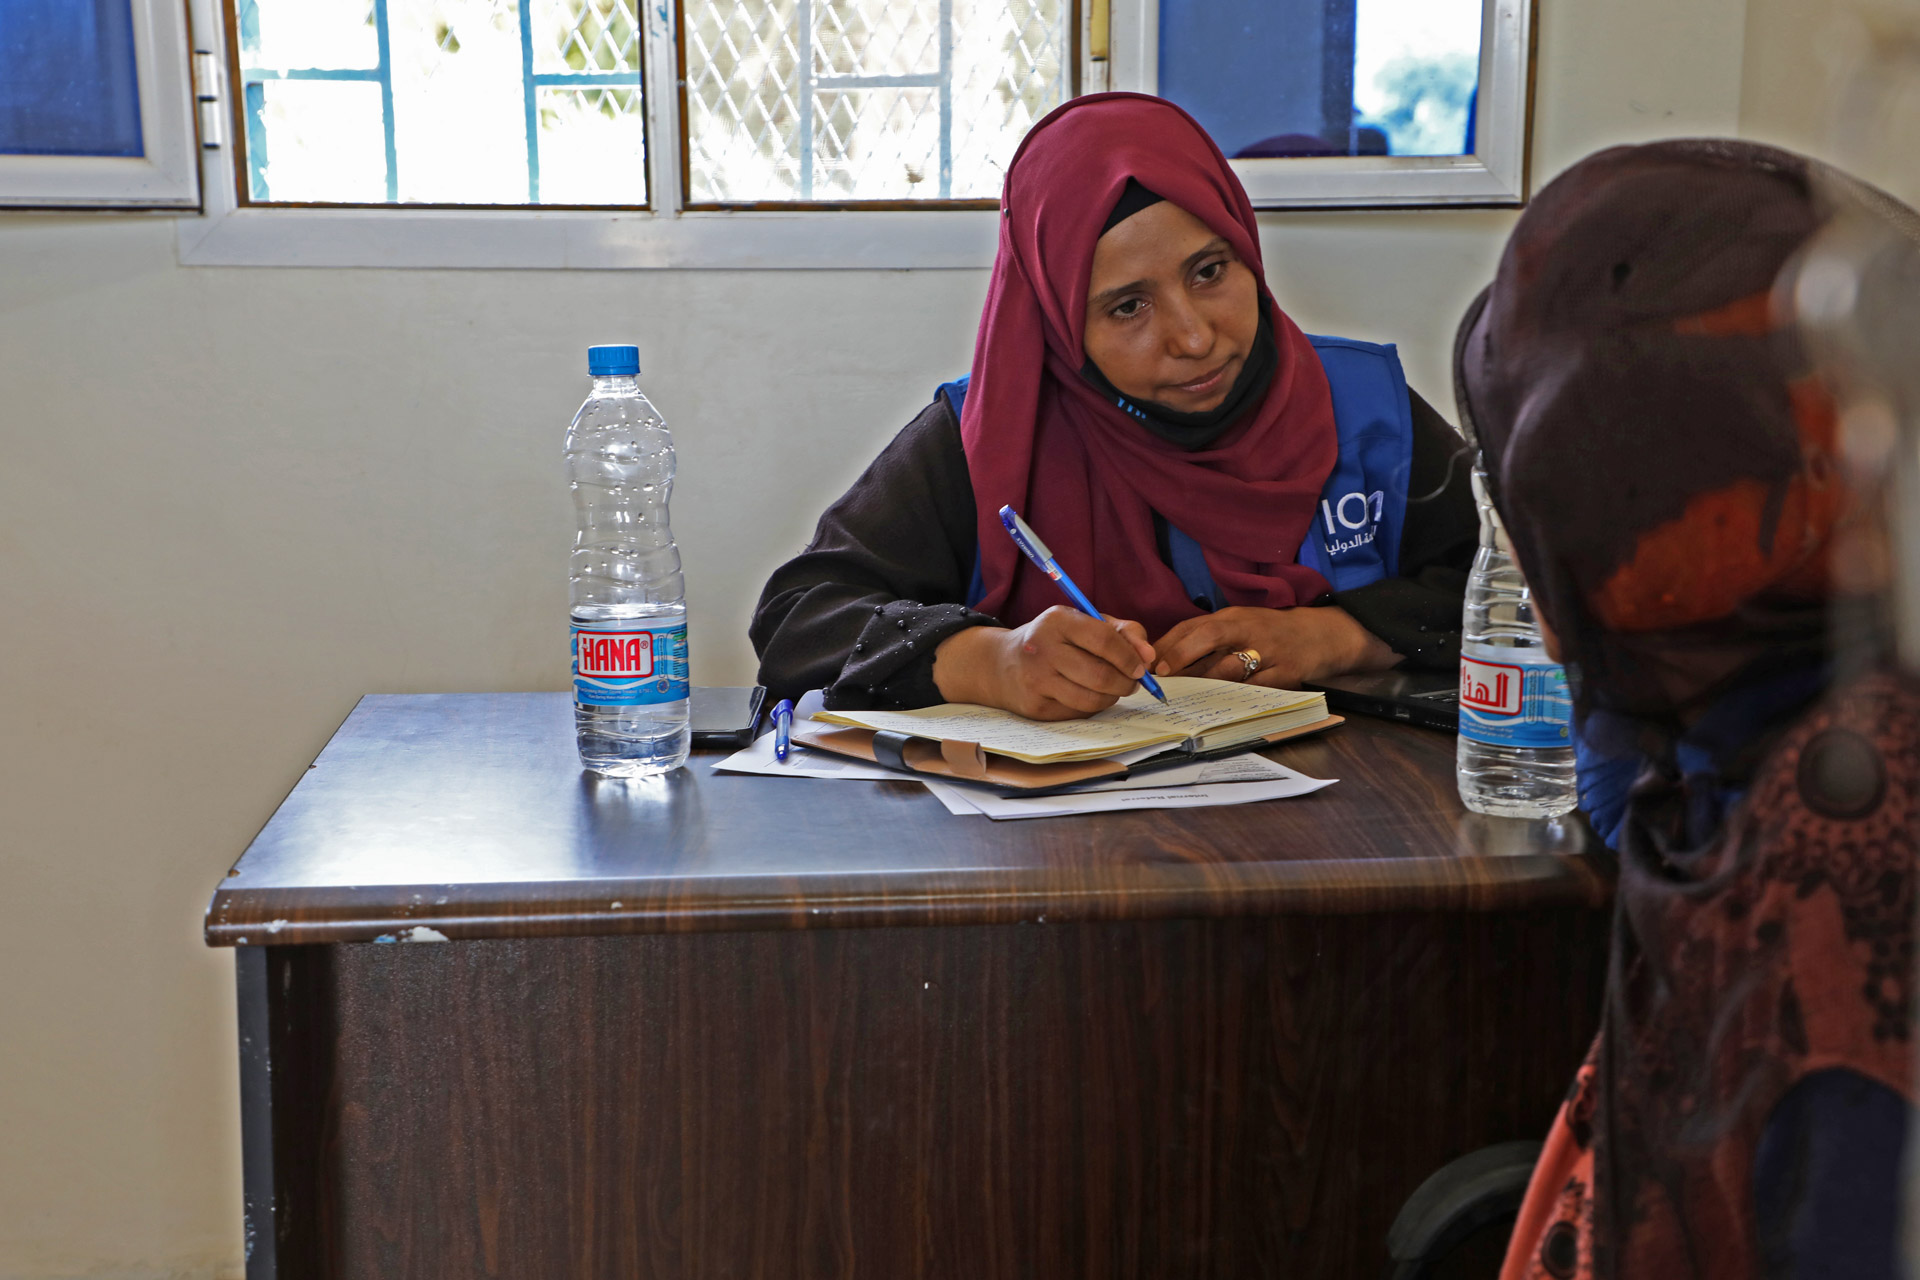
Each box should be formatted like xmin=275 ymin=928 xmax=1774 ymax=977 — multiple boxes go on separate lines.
xmin=572 ymin=621 xmax=689 ymax=706
xmin=1457 ymin=644 xmax=1572 ymax=748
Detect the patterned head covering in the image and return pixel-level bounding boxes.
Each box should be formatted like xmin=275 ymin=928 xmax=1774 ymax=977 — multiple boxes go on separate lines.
xmin=1455 ymin=139 xmax=1838 ymax=721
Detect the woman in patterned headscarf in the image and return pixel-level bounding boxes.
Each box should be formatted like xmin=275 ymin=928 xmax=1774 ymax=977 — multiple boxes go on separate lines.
xmin=1455 ymin=139 xmax=1920 ymax=1280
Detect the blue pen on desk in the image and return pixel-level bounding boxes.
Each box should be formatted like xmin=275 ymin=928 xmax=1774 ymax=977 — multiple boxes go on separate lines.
xmin=997 ymin=504 xmax=1168 ymax=704
xmin=772 ymin=698 xmax=794 ymax=762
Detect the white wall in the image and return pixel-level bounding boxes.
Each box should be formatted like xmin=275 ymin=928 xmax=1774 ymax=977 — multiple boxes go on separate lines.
xmin=0 ymin=0 xmax=1771 ymax=1271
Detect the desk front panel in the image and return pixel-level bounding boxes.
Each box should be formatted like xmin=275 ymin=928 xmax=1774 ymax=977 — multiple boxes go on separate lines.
xmin=247 ymin=904 xmax=1606 ymax=1279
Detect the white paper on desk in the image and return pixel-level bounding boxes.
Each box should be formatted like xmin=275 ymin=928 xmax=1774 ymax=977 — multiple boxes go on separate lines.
xmin=1085 ymin=753 xmax=1307 ymax=790
xmin=923 ymin=756 xmax=1336 ymax=820
xmin=925 ymin=752 xmax=1315 ymax=812
xmin=925 ymin=780 xmax=987 ymax=815
xmin=712 ymin=732 xmax=900 ymax=781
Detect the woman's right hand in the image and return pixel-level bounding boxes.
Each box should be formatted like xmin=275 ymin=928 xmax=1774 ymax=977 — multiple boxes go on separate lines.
xmin=932 ymin=607 xmax=1156 ymax=720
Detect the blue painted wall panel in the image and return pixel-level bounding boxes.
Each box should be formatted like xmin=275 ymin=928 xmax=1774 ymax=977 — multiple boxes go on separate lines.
xmin=1157 ymin=0 xmax=1354 ymax=158
xmin=0 ymin=0 xmax=144 ymax=157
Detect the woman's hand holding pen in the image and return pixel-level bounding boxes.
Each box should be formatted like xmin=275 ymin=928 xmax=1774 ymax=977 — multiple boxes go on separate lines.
xmin=932 ymin=607 xmax=1157 ymax=720
xmin=1150 ymin=605 xmax=1399 ymax=688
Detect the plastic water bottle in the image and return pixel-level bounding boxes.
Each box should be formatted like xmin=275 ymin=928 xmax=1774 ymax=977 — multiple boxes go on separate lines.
xmin=567 ymin=344 xmax=690 ymax=776
xmin=1456 ymin=461 xmax=1576 ymax=817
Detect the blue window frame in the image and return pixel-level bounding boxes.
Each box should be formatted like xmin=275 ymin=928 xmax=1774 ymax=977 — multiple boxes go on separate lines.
xmin=234 ymin=0 xmax=648 ymax=206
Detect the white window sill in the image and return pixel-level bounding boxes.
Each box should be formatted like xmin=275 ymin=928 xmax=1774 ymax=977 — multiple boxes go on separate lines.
xmin=1228 ymin=153 xmax=1526 ymax=208
xmin=171 ymin=165 xmax=1528 ymax=271
xmin=176 ymin=203 xmax=1005 ymax=270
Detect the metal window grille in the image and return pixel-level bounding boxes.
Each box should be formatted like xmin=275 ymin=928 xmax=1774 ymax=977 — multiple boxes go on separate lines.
xmin=234 ymin=0 xmax=647 ymax=205
xmin=679 ymin=0 xmax=1071 ymax=206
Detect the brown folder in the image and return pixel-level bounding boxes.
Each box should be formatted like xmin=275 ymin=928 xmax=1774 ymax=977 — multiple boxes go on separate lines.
xmin=792 ymin=716 xmax=1343 ymax=795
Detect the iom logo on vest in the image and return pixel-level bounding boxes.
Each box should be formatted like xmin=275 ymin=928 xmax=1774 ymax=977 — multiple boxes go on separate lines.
xmin=1459 ymin=654 xmax=1523 ymax=716
xmin=1319 ymin=490 xmax=1385 ymax=559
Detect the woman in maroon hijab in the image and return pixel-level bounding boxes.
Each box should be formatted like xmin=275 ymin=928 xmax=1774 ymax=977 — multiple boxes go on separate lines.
xmin=752 ymin=93 xmax=1477 ymax=717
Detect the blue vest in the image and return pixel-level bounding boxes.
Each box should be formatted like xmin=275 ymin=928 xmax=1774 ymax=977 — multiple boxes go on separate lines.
xmin=947 ymin=334 xmax=1414 ymax=610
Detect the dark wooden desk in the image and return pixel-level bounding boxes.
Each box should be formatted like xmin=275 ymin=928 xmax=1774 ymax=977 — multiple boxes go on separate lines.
xmin=208 ymin=693 xmax=1611 ymax=1280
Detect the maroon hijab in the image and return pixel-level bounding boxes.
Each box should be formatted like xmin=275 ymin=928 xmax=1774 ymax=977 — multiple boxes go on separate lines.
xmin=963 ymin=93 xmax=1338 ymax=638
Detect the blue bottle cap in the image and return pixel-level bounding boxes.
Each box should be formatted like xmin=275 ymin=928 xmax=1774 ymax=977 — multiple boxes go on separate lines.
xmin=587 ymin=344 xmax=640 ymax=376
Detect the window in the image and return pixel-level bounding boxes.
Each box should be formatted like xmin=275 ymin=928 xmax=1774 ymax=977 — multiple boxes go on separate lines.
xmin=179 ymin=0 xmax=1529 ymax=267
xmin=1100 ymin=0 xmax=1531 ymax=207
xmin=223 ymin=0 xmax=1071 ymax=210
xmin=1156 ymin=0 xmax=1481 ymax=161
xmin=679 ymin=0 xmax=1071 ymax=206
xmin=0 ymin=0 xmax=200 ymax=208
xmin=233 ymin=0 xmax=648 ymax=206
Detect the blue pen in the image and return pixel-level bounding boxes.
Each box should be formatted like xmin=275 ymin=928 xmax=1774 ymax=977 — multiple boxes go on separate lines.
xmin=772 ymin=698 xmax=794 ymax=762
xmin=998 ymin=504 xmax=1168 ymax=704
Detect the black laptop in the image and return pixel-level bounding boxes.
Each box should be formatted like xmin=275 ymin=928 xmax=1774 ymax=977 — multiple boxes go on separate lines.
xmin=1304 ymin=669 xmax=1459 ymax=732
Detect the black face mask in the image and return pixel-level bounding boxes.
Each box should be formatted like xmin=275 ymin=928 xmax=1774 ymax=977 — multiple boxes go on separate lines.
xmin=1081 ymin=307 xmax=1279 ymax=451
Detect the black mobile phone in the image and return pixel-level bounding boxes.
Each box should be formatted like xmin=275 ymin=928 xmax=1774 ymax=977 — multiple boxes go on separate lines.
xmin=690 ymin=685 xmax=768 ymax=748
xmin=1304 ymin=670 xmax=1460 ymax=733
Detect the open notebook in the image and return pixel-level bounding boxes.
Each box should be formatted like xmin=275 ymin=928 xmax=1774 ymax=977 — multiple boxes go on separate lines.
xmin=794 ymin=677 xmax=1338 ymax=792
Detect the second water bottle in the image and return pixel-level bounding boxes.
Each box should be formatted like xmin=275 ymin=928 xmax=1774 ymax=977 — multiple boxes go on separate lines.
xmin=1456 ymin=461 xmax=1576 ymax=817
